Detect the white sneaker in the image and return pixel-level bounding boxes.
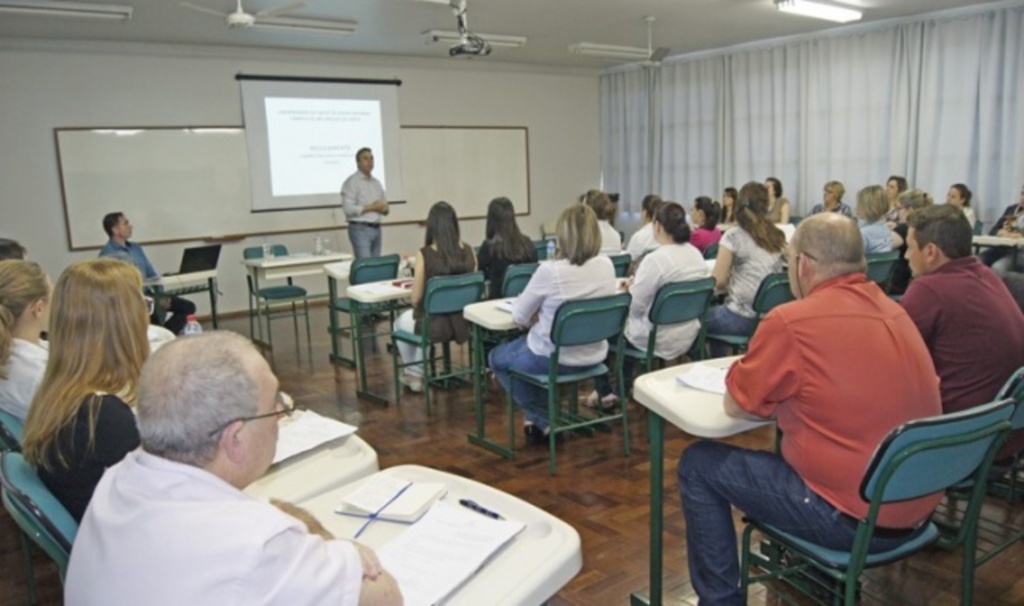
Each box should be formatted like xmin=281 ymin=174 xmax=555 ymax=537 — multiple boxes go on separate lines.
xmin=400 ymin=372 xmax=423 ymax=393
xmin=584 ymin=391 xmax=600 ymax=408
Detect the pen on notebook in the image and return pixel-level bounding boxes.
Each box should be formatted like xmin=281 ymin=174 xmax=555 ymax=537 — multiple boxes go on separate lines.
xmin=459 ymin=498 xmax=504 ymax=520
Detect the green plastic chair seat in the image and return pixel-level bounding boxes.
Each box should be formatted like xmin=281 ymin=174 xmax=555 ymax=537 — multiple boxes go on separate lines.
xmin=706 ymin=272 xmax=793 ymax=355
xmin=512 ymin=363 xmax=609 ymax=386
xmin=257 ymin=285 xmax=307 ymax=299
xmin=751 ymin=520 xmax=938 ymax=569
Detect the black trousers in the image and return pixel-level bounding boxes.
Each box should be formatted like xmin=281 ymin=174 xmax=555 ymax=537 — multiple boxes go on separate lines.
xmin=152 ymin=295 xmax=196 ymax=335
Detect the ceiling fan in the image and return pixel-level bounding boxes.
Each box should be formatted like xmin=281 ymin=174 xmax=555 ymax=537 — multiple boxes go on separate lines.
xmin=569 ymin=16 xmax=671 ymax=65
xmin=179 ymin=0 xmax=307 ymax=28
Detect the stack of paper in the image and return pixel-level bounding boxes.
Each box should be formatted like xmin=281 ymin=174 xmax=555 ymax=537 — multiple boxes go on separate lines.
xmin=496 ymin=298 xmax=516 ymax=313
xmin=379 ymin=501 xmax=525 ymax=606
xmin=676 ymin=363 xmax=730 ymax=394
xmin=336 ymin=476 xmax=447 ymax=524
xmin=272 ymin=410 xmax=357 ymax=464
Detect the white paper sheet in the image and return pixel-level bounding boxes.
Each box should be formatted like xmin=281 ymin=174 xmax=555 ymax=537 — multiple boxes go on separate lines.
xmin=496 ymin=298 xmax=515 ymax=313
xmin=675 ymin=363 xmax=730 ymax=394
xmin=379 ymin=501 xmax=525 ymax=606
xmin=272 ymin=410 xmax=357 ymax=464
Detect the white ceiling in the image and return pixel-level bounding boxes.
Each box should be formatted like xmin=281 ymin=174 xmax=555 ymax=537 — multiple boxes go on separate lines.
xmin=0 ymin=0 xmax=1005 ymax=68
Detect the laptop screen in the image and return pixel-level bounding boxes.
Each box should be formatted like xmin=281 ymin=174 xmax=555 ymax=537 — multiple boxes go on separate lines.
xmin=179 ymin=245 xmax=221 ymax=274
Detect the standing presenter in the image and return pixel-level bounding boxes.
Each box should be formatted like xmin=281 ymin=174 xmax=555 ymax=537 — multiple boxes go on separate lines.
xmin=341 ymin=147 xmax=389 ymax=259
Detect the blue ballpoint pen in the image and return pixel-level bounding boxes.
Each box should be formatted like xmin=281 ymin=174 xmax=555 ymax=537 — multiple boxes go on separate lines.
xmin=458 ymin=498 xmax=504 ymax=520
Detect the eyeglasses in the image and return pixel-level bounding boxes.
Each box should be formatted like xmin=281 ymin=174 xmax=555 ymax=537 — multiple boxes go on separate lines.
xmin=207 ymin=391 xmax=295 ymax=438
xmin=142 ymin=294 xmax=155 ymax=316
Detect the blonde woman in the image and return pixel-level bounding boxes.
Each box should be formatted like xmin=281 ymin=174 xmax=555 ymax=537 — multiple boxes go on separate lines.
xmin=489 ymin=204 xmax=616 ymax=444
xmin=0 ymin=260 xmax=51 ymax=420
xmin=855 ymin=185 xmax=894 ymax=254
xmin=810 ymin=181 xmax=852 ymax=216
xmin=23 ymin=258 xmax=149 ymax=521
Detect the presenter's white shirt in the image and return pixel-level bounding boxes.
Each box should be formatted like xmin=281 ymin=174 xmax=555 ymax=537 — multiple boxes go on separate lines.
xmin=66 ymin=450 xmax=363 ymax=606
xmin=512 ymin=256 xmax=616 ymax=367
xmin=341 ymin=171 xmax=386 ymax=224
xmin=625 ymin=223 xmax=657 ymax=262
xmin=625 ymin=243 xmax=708 ymax=360
xmin=0 ymin=338 xmax=47 ymax=421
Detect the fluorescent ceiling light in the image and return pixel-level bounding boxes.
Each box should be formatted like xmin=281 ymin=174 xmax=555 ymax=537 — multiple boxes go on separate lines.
xmin=774 ymin=0 xmax=861 ymax=23
xmin=568 ymin=42 xmax=649 ymax=61
xmin=252 ymin=16 xmax=358 ymax=34
xmin=0 ymin=0 xmax=132 ymax=20
xmin=423 ymin=30 xmax=526 ymax=48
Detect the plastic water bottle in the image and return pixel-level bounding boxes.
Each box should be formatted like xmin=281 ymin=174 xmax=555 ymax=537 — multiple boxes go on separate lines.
xmin=314 ymin=233 xmax=324 ymax=256
xmin=183 ymin=314 xmax=203 ymax=336
xmin=546 ymin=237 xmax=556 ymax=260
xmin=261 ymin=237 xmax=273 ymax=259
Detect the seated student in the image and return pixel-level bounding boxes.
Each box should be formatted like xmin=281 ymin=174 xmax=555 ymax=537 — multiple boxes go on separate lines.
xmin=720 ymin=187 xmax=738 ymax=224
xmin=477 ymin=196 xmax=536 ymax=299
xmin=689 ymin=196 xmax=723 ymax=254
xmin=581 ymin=189 xmax=623 ymax=254
xmin=982 ymin=184 xmax=1024 ymax=272
xmin=884 ymin=175 xmax=909 ymax=224
xmin=99 ymin=212 xmax=196 ymax=335
xmin=393 ymin=201 xmax=477 ymax=393
xmin=901 ymin=204 xmax=1024 ymax=459
xmin=0 ymin=260 xmax=50 ymax=421
xmin=809 ymin=180 xmax=853 ymax=216
xmin=65 ymin=332 xmax=401 ymax=605
xmin=706 ymin=182 xmax=786 ymax=356
xmin=625 ymin=194 xmax=663 ymax=262
xmin=765 ymin=177 xmax=791 ymax=224
xmin=889 ymin=188 xmax=934 ymax=295
xmin=856 ymin=184 xmax=894 ymax=254
xmin=489 ymin=204 xmax=616 ymax=444
xmin=946 ymin=183 xmax=977 ymax=229
xmin=589 ymin=202 xmax=709 ymax=409
xmin=0 ymin=238 xmax=27 ymax=261
xmin=22 ymin=258 xmax=148 ymax=522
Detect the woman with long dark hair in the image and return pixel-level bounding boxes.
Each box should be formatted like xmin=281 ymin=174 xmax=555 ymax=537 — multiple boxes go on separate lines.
xmin=705 ymin=182 xmax=786 ymax=356
xmin=393 ymin=201 xmax=477 ymax=392
xmin=478 ymin=197 xmax=535 ymax=299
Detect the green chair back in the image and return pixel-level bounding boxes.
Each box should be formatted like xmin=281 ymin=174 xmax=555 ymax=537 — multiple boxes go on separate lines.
xmin=0 ymin=452 xmax=78 ymax=582
xmin=974 ymin=220 xmax=984 ymax=236
xmin=703 ymin=243 xmax=719 ymax=260
xmin=649 ymin=277 xmax=716 ymax=326
xmin=609 ymin=253 xmax=631 ymax=278
xmin=0 ymin=411 xmax=23 ymax=452
xmin=533 ymin=239 xmax=549 ymax=261
xmin=751 ymin=272 xmax=795 ymax=316
xmin=790 ymin=215 xmax=804 ymax=226
xmin=351 ymin=254 xmax=400 ymax=286
xmin=243 ymin=243 xmax=289 ymax=259
xmin=423 ymin=272 xmax=486 ymax=316
xmin=551 ymin=293 xmax=631 ymax=351
xmin=866 ymin=250 xmax=900 ymax=289
xmin=996 ymin=366 xmax=1024 ymax=430
xmin=501 ymin=263 xmax=538 ymax=298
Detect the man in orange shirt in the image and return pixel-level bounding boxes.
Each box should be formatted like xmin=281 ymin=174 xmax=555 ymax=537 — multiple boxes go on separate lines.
xmin=678 ymin=213 xmax=942 ymax=605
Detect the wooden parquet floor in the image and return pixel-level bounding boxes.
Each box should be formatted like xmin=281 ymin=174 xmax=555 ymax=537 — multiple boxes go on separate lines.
xmin=3 ymin=307 xmax=1024 ymax=605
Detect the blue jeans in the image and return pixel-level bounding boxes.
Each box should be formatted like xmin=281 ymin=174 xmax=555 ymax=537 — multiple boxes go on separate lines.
xmin=677 ymin=442 xmax=923 ymax=606
xmin=348 ymin=222 xmax=381 ymax=260
xmin=705 ymin=305 xmax=756 ymax=358
xmin=488 ymin=336 xmax=599 ymax=430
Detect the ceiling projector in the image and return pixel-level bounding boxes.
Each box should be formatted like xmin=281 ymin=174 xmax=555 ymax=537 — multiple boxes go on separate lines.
xmin=449 ymin=39 xmax=492 ymax=57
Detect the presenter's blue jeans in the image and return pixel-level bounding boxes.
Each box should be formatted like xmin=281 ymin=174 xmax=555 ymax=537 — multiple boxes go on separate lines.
xmin=488 ymin=336 xmax=599 ymax=431
xmin=704 ymin=305 xmax=756 ymax=358
xmin=678 ymin=442 xmax=922 ymax=606
xmin=348 ymin=222 xmax=381 ymax=260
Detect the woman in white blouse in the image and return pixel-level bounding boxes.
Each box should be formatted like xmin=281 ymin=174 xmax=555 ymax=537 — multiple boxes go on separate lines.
xmin=0 ymin=260 xmax=51 ymax=421
xmin=588 ymin=201 xmax=709 ymax=409
xmin=488 ymin=204 xmax=617 ymax=444
xmin=581 ymin=189 xmax=623 ymax=255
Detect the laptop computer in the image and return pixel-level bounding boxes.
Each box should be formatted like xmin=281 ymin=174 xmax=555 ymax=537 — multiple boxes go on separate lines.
xmin=169 ymin=244 xmax=221 ymax=275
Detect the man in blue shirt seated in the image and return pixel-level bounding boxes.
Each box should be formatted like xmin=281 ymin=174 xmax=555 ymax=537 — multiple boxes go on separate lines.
xmin=99 ymin=212 xmax=196 ymax=335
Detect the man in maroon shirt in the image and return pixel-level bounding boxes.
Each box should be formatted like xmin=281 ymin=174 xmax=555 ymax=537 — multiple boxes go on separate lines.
xmin=902 ymin=204 xmax=1024 ymax=457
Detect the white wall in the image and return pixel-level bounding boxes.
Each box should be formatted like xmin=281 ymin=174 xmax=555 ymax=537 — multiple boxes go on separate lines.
xmin=0 ymin=40 xmax=601 ymax=316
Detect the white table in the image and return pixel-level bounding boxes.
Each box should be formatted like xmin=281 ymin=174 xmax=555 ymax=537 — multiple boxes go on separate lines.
xmin=245 ymin=432 xmax=378 ymax=503
xmin=300 ymin=465 xmax=583 ymax=606
xmin=464 ymin=299 xmax=520 ymax=459
xmin=972 ymin=235 xmax=1024 ymax=248
xmin=145 ymin=269 xmax=219 ymax=328
xmin=346 ymin=279 xmax=414 ymax=404
xmin=629 ymin=356 xmax=771 ymax=606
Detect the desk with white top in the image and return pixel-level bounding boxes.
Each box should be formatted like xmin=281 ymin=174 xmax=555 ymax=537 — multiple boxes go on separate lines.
xmin=463 ymin=299 xmax=520 ymax=459
xmin=345 ymin=279 xmax=413 ymax=404
xmin=972 ymin=234 xmax=1024 ymax=265
xmin=300 ymin=464 xmax=583 ymax=606
xmin=245 ymin=432 xmax=378 ymax=503
xmin=145 ymin=269 xmax=219 ymax=329
xmin=628 ymin=356 xmax=771 ymax=606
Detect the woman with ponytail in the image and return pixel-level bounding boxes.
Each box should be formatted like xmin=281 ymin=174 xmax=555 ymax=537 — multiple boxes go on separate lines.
xmin=0 ymin=260 xmax=51 ymax=420
xmin=706 ymin=182 xmax=786 ymax=356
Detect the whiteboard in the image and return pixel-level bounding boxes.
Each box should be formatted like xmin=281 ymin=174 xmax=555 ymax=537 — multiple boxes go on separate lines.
xmin=57 ymin=126 xmax=530 ymax=250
